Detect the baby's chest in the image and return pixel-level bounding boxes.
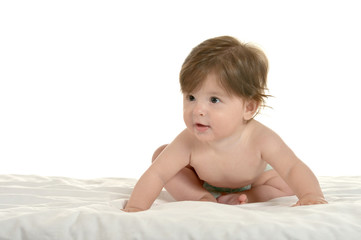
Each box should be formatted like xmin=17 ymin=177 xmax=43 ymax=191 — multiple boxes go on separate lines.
xmin=190 ymin=150 xmax=264 ymax=185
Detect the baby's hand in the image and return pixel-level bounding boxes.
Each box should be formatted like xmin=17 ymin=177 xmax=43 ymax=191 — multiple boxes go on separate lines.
xmin=293 ymin=194 xmax=328 ymax=206
xmin=121 ymin=206 xmax=144 ymax=212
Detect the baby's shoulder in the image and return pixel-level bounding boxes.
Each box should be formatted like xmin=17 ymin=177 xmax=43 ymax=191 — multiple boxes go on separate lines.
xmin=163 ymin=129 xmax=195 ymax=162
xmin=171 ymin=129 xmax=197 ymax=149
xmin=248 ymin=120 xmax=281 ymax=144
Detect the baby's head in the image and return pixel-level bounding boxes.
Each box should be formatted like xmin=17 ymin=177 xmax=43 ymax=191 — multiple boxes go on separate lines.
xmin=180 ymin=36 xmax=269 ymax=116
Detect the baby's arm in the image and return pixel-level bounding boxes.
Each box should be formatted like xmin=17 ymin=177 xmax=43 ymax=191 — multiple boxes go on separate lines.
xmin=123 ymin=166 xmax=166 ymax=212
xmin=285 ymin=160 xmax=327 ymax=206
xmin=260 ymin=130 xmax=327 ymax=206
xmin=124 ymin=131 xmax=191 ymax=212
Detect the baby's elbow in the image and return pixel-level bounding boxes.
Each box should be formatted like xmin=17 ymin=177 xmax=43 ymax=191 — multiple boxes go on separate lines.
xmin=284 ymin=160 xmax=303 ymax=180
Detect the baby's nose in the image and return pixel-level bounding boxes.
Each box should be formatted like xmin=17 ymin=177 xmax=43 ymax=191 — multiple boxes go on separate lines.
xmin=193 ymin=103 xmax=207 ymax=116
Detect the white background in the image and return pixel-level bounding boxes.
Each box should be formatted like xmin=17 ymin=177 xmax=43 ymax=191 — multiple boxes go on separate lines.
xmin=1 ymin=0 xmax=360 ymax=178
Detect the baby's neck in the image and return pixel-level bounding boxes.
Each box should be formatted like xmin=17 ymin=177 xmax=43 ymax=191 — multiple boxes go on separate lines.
xmin=202 ymin=122 xmax=253 ymax=151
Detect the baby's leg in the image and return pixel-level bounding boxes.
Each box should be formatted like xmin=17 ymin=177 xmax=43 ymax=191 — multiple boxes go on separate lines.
xmin=152 ymin=145 xmax=217 ymax=202
xmin=217 ymin=170 xmax=294 ymax=205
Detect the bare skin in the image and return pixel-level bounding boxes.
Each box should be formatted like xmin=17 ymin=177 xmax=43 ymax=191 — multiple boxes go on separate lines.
xmin=152 ymin=145 xmax=294 ymax=205
xmin=123 ymin=74 xmax=327 ymax=212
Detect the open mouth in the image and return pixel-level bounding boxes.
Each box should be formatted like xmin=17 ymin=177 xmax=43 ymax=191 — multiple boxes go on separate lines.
xmin=195 ymin=123 xmax=210 ymax=132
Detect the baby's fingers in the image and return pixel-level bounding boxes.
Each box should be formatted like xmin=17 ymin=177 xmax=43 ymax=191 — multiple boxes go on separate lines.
xmin=292 ymin=198 xmax=328 ymax=207
xmin=121 ymin=206 xmax=144 ymax=212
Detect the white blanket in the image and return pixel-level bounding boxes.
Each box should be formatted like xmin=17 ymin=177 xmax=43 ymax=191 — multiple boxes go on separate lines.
xmin=0 ymin=175 xmax=360 ymax=240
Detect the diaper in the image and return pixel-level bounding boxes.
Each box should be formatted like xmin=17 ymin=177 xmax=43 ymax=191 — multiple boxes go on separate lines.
xmin=265 ymin=163 xmax=273 ymax=171
xmin=203 ymin=182 xmax=251 ymax=199
xmin=203 ymin=164 xmax=273 ymax=199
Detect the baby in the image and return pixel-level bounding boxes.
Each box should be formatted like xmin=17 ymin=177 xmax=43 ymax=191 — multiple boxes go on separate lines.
xmin=124 ymin=36 xmax=327 ymax=212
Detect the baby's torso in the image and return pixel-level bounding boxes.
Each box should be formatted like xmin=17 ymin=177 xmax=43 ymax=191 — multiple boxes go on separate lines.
xmin=189 ymin=122 xmax=268 ymax=188
xmin=191 ymin=147 xmax=266 ymax=188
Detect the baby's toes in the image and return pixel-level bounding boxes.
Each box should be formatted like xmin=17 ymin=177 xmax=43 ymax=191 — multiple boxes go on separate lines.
xmin=238 ymin=194 xmax=248 ymax=204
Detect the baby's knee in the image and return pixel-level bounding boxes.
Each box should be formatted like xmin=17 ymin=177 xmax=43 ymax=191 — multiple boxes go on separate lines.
xmin=152 ymin=144 xmax=168 ymax=163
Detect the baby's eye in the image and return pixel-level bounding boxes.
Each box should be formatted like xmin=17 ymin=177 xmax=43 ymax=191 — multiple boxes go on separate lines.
xmin=188 ymin=95 xmax=196 ymax=101
xmin=210 ymin=97 xmax=220 ymax=103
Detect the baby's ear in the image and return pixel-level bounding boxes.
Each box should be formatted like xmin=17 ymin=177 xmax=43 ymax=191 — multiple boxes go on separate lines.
xmin=244 ymin=100 xmax=260 ymax=121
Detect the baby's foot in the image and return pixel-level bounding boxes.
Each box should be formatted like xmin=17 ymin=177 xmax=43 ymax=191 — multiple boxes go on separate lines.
xmin=217 ymin=193 xmax=248 ymax=205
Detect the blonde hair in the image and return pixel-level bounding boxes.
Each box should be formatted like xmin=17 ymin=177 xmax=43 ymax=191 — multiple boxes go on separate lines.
xmin=180 ymin=36 xmax=270 ymax=111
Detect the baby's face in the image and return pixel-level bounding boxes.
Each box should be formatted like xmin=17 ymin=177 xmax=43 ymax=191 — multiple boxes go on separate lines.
xmin=183 ymin=73 xmax=248 ymax=143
